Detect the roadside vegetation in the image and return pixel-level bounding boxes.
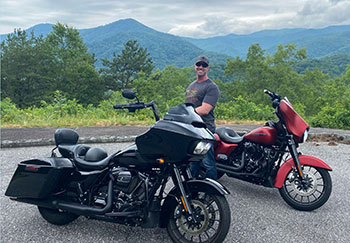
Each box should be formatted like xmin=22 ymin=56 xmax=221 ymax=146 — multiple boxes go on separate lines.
xmin=1 ymin=23 xmax=350 ymax=129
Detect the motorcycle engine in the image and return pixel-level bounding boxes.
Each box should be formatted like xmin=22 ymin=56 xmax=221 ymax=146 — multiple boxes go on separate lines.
xmin=113 ymin=169 xmax=139 ymax=194
xmin=230 ymin=142 xmax=269 ymax=173
xmin=93 ymin=168 xmax=146 ymax=212
xmin=244 ymin=142 xmax=265 ymax=172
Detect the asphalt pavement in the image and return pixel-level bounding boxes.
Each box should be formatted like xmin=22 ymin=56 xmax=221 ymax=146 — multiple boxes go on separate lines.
xmin=1 ymin=142 xmax=350 ymax=242
xmin=1 ymin=124 xmax=350 ymax=148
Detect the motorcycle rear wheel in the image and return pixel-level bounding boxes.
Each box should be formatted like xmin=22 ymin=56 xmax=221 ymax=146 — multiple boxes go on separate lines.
xmin=279 ymin=166 xmax=332 ymax=211
xmin=167 ymin=191 xmax=231 ymax=243
xmin=38 ymin=206 xmax=79 ymax=225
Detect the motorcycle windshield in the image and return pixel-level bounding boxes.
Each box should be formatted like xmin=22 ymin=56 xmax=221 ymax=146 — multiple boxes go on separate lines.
xmin=163 ymin=104 xmax=207 ymax=128
xmin=280 ymin=99 xmax=309 ymax=139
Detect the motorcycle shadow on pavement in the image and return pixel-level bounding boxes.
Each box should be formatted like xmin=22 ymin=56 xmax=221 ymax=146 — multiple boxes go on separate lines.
xmin=37 ymin=210 xmax=172 ymax=242
xmin=218 ymin=175 xmax=282 ymax=205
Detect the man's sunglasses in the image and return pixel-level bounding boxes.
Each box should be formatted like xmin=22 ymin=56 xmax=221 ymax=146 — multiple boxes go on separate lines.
xmin=195 ymin=62 xmax=209 ymax=68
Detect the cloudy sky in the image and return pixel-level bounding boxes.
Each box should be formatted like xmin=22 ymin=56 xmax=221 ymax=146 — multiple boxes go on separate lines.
xmin=1 ymin=0 xmax=350 ymax=37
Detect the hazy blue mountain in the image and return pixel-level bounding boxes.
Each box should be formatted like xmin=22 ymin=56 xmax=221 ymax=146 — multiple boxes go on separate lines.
xmin=79 ymin=18 xmax=230 ymax=69
xmin=185 ymin=25 xmax=350 ymax=59
xmin=0 ymin=19 xmax=229 ymax=69
xmin=1 ymin=19 xmax=350 ymax=70
xmin=0 ymin=23 xmax=54 ymax=40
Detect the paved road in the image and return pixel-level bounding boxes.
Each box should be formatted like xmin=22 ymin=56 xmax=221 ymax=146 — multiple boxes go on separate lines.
xmin=1 ymin=141 xmax=349 ymax=243
xmin=1 ymin=125 xmax=350 ymax=148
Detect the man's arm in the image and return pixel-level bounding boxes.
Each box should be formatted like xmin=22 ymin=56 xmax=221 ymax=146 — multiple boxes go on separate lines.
xmin=195 ymin=102 xmax=213 ymax=115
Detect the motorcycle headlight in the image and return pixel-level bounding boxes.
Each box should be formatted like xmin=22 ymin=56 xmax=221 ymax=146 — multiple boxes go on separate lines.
xmin=193 ymin=141 xmax=211 ymax=155
xmin=302 ymin=129 xmax=309 ymax=143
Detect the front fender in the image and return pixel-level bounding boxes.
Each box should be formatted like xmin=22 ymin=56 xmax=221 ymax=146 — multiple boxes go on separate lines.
xmin=274 ymin=155 xmax=332 ymax=188
xmin=187 ymin=178 xmax=230 ymax=195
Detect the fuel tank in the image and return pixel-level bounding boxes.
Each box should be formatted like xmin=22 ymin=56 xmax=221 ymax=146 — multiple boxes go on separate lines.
xmin=244 ymin=126 xmax=277 ymax=145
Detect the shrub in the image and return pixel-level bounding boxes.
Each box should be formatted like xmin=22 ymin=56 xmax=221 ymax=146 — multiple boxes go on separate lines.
xmin=1 ymin=98 xmax=24 ymax=123
xmin=215 ymin=96 xmax=274 ymax=121
xmin=310 ymin=105 xmax=350 ymax=129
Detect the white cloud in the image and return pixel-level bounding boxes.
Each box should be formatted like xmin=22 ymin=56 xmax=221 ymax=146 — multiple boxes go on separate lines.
xmin=1 ymin=0 xmax=350 ymax=37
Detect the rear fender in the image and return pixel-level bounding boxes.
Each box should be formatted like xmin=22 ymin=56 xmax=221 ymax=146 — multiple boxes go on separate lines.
xmin=274 ymin=155 xmax=332 ymax=188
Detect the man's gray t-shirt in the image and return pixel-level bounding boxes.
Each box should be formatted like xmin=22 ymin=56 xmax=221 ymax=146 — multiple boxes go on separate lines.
xmin=185 ymin=79 xmax=220 ymax=132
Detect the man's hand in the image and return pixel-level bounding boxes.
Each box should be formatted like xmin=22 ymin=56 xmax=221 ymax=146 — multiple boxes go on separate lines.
xmin=195 ymin=102 xmax=213 ymax=115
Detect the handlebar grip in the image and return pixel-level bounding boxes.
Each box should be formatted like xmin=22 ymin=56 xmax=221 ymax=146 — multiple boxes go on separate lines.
xmin=264 ymin=89 xmax=273 ymax=97
xmin=113 ymin=104 xmax=125 ymax=109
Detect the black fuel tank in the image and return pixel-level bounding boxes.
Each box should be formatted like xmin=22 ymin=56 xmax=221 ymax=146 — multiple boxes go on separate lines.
xmin=114 ymin=144 xmax=152 ymax=167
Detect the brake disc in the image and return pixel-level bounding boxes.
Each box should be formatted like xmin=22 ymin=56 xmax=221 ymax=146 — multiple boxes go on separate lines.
xmin=177 ymin=200 xmax=209 ymax=235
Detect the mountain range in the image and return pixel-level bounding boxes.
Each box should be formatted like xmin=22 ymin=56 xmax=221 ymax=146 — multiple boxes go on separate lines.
xmin=1 ymin=18 xmax=350 ymax=70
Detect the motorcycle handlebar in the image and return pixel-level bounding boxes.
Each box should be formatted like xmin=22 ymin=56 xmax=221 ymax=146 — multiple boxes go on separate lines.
xmin=113 ymin=102 xmax=145 ymax=110
xmin=264 ymin=89 xmax=282 ymax=109
xmin=113 ymin=101 xmax=160 ymax=121
xmin=113 ymin=104 xmax=126 ymax=109
xmin=264 ymin=89 xmax=281 ymax=101
xmin=264 ymin=89 xmax=273 ymax=98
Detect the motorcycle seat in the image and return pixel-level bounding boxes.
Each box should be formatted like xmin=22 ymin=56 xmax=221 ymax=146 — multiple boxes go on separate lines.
xmin=58 ymin=144 xmax=79 ymax=158
xmin=215 ymin=127 xmax=244 ymax=144
xmin=72 ymin=145 xmax=115 ymax=171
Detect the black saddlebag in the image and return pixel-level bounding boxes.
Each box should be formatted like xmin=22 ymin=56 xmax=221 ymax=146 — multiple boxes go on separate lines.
xmin=5 ymin=158 xmax=74 ymax=199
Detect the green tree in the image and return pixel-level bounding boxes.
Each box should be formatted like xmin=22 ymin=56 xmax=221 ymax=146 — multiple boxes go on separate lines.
xmin=224 ymin=44 xmax=307 ymax=106
xmin=1 ymin=29 xmax=53 ymax=108
xmin=134 ymin=66 xmax=192 ymax=114
xmin=224 ymin=44 xmax=270 ymax=103
xmin=45 ymin=23 xmax=104 ymax=105
xmin=100 ymin=40 xmax=154 ymax=90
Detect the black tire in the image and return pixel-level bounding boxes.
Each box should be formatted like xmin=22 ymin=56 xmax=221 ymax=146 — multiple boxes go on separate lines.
xmin=279 ymin=166 xmax=332 ymax=211
xmin=167 ymin=192 xmax=231 ymax=243
xmin=38 ymin=206 xmax=79 ymax=225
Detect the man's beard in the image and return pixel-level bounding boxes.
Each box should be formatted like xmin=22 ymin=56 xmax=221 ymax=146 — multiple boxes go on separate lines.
xmin=196 ymin=70 xmax=206 ymax=77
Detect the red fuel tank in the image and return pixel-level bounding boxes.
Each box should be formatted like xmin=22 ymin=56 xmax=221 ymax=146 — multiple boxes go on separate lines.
xmin=244 ymin=126 xmax=277 ymax=145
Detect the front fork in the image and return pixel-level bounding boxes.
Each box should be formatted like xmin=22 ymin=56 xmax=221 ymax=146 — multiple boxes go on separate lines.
xmin=171 ymin=164 xmax=196 ymax=221
xmin=287 ymin=136 xmax=304 ymax=179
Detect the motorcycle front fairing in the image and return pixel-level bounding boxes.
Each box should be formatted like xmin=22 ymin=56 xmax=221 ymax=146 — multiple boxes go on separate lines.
xmin=279 ymin=99 xmax=309 ymax=141
xmin=136 ymin=104 xmax=216 ymax=163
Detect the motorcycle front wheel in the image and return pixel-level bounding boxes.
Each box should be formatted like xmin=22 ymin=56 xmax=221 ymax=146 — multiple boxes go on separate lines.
xmin=279 ymin=165 xmax=332 ymax=211
xmin=167 ymin=191 xmax=231 ymax=243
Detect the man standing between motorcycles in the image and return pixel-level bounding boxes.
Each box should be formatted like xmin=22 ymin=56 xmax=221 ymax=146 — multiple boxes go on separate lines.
xmin=185 ymin=56 xmax=220 ymax=180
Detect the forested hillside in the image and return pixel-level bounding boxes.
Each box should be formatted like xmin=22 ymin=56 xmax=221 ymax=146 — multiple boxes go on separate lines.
xmin=1 ymin=23 xmax=349 ymax=129
xmin=294 ymin=54 xmax=350 ymax=77
xmin=2 ymin=19 xmax=350 ymax=70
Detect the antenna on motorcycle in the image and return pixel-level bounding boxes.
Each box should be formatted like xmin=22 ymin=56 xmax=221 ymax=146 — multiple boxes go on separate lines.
xmin=122 ymin=89 xmax=140 ymax=103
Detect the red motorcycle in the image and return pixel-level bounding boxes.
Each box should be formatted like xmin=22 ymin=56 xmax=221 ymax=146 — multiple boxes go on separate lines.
xmin=212 ymin=90 xmax=332 ymax=211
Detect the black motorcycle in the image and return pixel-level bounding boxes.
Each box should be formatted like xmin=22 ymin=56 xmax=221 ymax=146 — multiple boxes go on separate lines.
xmin=5 ymin=90 xmax=231 ymax=243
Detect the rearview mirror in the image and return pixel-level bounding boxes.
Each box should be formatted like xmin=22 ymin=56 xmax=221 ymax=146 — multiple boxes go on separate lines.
xmin=122 ymin=89 xmax=136 ymax=100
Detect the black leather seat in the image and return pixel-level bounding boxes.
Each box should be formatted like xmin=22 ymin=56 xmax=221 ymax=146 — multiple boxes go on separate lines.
xmin=215 ymin=127 xmax=244 ymax=144
xmin=54 ymin=128 xmax=115 ymax=171
xmin=72 ymin=145 xmax=117 ymax=171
